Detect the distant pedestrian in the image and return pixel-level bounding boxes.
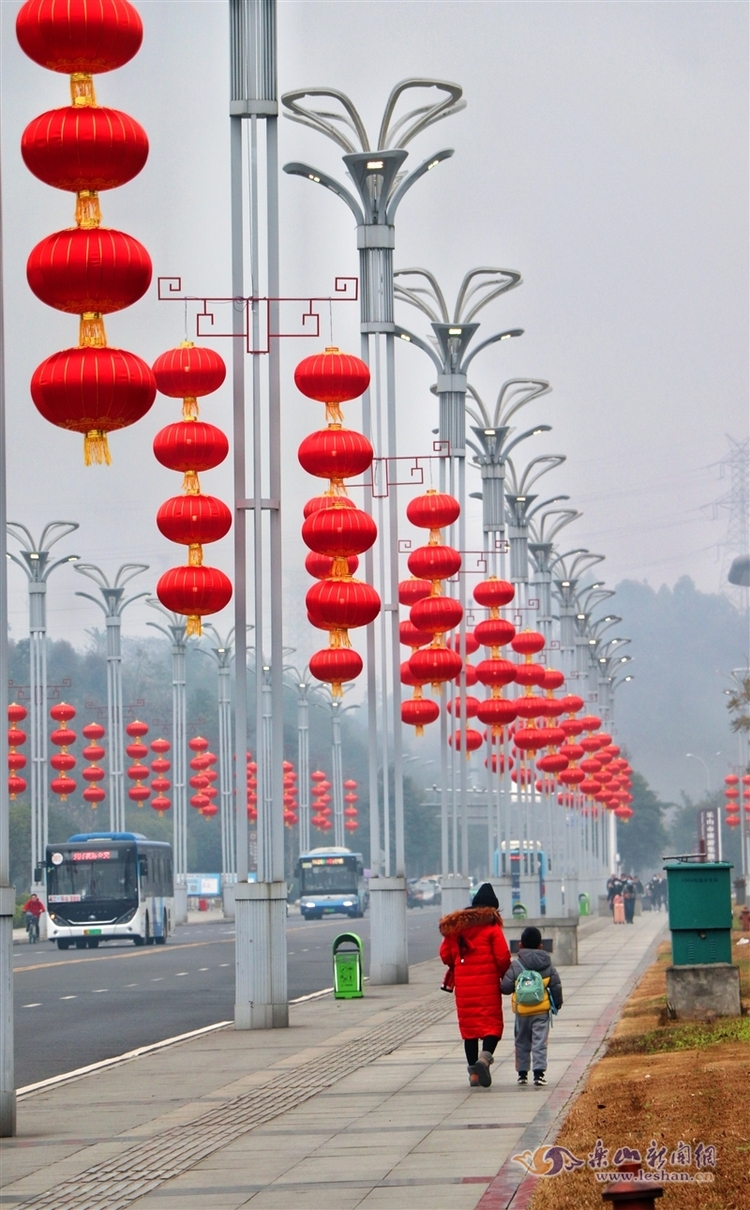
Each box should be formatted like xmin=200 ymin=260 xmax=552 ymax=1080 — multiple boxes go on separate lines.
xmin=439 ymin=882 xmax=511 ymax=1088
xmin=623 ymin=879 xmax=636 ymax=924
xmin=613 ymin=892 xmax=625 ymax=924
xmin=502 ymin=926 xmax=563 ymax=1087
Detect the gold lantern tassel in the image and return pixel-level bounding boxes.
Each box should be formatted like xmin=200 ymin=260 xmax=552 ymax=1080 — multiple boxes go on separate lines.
xmin=84 ymin=431 xmax=112 ymax=466
xmin=70 ymin=73 xmax=97 ymax=107
xmin=182 ymin=397 xmax=199 ymax=421
xmin=79 ymin=313 xmax=107 ymax=347
xmin=189 ymin=543 xmax=204 ymax=566
xmin=186 ymin=615 xmax=202 ymax=637
xmin=331 ymin=680 xmax=344 ymax=699
xmin=183 ymin=470 xmax=201 ymax=494
xmin=76 ymin=191 xmax=101 ymax=229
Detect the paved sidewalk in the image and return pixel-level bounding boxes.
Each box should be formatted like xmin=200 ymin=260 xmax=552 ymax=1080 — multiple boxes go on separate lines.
xmin=1 ymin=912 xmax=667 ymax=1210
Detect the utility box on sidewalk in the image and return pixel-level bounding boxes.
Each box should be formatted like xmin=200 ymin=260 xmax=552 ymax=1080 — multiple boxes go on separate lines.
xmin=665 ymin=858 xmax=733 ymax=965
xmin=333 ymin=932 xmax=364 ymax=999
xmin=664 ymin=857 xmax=740 ymax=1019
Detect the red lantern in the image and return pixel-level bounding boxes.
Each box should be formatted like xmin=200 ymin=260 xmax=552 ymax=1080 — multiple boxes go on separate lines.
xmin=400 ymin=694 xmax=440 ymax=735
xmin=446 ymin=695 xmax=480 ymax=719
xmin=153 ymin=421 xmax=229 ymax=478
xmin=538 ymin=752 xmax=569 ymax=774
xmin=51 ymin=775 xmax=76 ymax=799
xmin=407 ymin=545 xmax=462 ymax=583
xmin=27 ymin=227 xmax=152 ymax=320
xmin=153 ymin=343 xmax=226 ymax=410
xmin=157 ymin=494 xmax=232 ymax=547
xmin=21 ymin=107 xmax=149 ymax=201
xmin=298 ymin=428 xmax=373 ymax=486
xmin=410 ymin=594 xmax=463 ymax=636
xmin=473 ymin=578 xmax=515 ymax=609
xmin=474 ymin=618 xmax=515 ymax=648
xmin=294 ymin=348 xmax=370 ymax=410
xmin=406 ymin=491 xmax=460 ymax=531
xmin=514 ymin=662 xmax=547 ymax=687
xmin=477 ymin=698 xmax=517 ymax=728
xmin=476 ymin=658 xmax=516 ymax=688
xmin=511 ymin=631 xmax=545 ymax=656
xmin=398 ymin=577 xmax=432 ymax=606
xmin=31 ymin=345 xmax=156 ymax=464
xmin=309 ymin=648 xmax=363 ymax=697
xmin=450 ymin=631 xmax=480 ymax=656
xmin=151 ymin=795 xmax=171 ymax=814
xmin=559 ymin=766 xmax=586 ymax=786
xmin=16 ymin=0 xmax=143 ymax=73
xmin=156 ymin=565 xmax=232 ymax=636
xmin=344 ymin=818 xmax=359 ymax=833
xmin=8 ymin=703 xmax=27 ymax=723
xmin=408 ymin=645 xmax=462 ymax=689
xmin=50 ymin=703 xmax=76 ymax=798
xmin=306 ymin=579 xmax=381 ymax=630
xmin=449 ymin=728 xmax=483 ymax=753
xmin=399 ymin=619 xmax=432 ymax=649
xmin=302 ymin=505 xmax=377 ymax=558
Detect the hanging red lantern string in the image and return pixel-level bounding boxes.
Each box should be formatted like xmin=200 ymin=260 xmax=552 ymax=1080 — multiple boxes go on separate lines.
xmin=297 ymin=348 xmax=379 ymax=697
xmin=81 ymin=720 xmax=106 ymax=808
xmin=149 ymin=737 xmax=171 ymax=813
xmin=18 ymin=0 xmax=155 ymax=465
xmin=50 ymin=701 xmax=76 ymax=800
xmin=8 ymin=703 xmax=28 ymax=801
xmin=472 ymin=578 xmax=517 ymax=742
xmin=153 ymin=342 xmax=232 ymax=637
xmin=125 ymin=718 xmax=149 ymax=806
xmin=401 ymin=491 xmax=463 ymax=725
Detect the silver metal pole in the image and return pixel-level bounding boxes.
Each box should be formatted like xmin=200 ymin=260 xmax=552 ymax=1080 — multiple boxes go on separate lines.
xmin=0 ymin=136 xmax=16 ymax=1138
xmin=297 ymin=684 xmax=310 ymax=854
xmin=331 ymin=701 xmax=344 ymax=848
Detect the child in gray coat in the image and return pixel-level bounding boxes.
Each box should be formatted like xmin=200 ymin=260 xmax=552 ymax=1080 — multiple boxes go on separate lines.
xmin=501 ymin=925 xmax=563 ymax=1086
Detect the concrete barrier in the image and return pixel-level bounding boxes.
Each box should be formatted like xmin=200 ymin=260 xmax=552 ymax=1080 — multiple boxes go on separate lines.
xmin=500 ymin=915 xmax=579 ymax=965
xmin=666 ymin=963 xmax=741 ymax=1019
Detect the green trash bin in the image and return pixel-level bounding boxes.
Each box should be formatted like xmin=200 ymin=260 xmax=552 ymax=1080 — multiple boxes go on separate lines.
xmin=512 ymin=903 xmax=527 ymax=920
xmin=578 ymin=893 xmax=590 ymax=916
xmin=664 ymin=859 xmax=733 ymax=966
xmin=332 ymin=932 xmax=364 ymax=999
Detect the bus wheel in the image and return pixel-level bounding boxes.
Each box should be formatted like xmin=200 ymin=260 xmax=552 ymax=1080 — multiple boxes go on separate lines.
xmin=155 ymin=912 xmax=168 ymax=945
xmin=87 ymin=938 xmax=100 ymax=948
xmin=145 ymin=915 xmax=154 ymax=946
xmin=75 ymin=939 xmax=86 ymax=949
xmin=133 ymin=935 xmax=145 ymax=946
xmin=57 ymin=939 xmax=70 ymax=950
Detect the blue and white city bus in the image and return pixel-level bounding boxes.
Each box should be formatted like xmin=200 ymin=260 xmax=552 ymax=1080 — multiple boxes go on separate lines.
xmin=45 ymin=832 xmax=173 ymax=949
xmin=295 ymin=847 xmax=368 ymax=920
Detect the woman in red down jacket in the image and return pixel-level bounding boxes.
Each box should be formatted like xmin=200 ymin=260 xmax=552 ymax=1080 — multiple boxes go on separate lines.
xmin=439 ymin=882 xmax=511 ymax=1087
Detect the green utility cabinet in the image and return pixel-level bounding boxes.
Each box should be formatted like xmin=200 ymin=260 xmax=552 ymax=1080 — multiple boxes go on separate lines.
xmin=332 ymin=932 xmax=364 ymax=999
xmin=664 ymin=859 xmax=733 ymax=965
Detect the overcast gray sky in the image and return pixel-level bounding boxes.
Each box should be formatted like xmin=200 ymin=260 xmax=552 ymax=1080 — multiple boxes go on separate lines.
xmin=1 ymin=0 xmax=747 ymax=658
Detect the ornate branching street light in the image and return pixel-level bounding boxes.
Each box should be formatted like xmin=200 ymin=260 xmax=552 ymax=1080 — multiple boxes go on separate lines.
xmin=503 ymin=455 xmax=568 ymax=600
xmin=6 ymin=522 xmax=79 ymax=884
xmin=553 ymin=557 xmax=607 ymax=679
xmin=283 ymin=80 xmax=466 ymax=984
xmin=528 ymin=510 xmax=580 ymax=642
xmin=283 ymin=663 xmax=316 ymax=856
xmin=75 ymin=563 xmax=149 ymax=832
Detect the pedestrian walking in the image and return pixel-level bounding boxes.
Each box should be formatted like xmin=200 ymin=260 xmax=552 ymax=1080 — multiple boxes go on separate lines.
xmin=439 ymin=882 xmax=511 ymax=1088
xmin=613 ymin=891 xmax=625 ymax=924
xmin=623 ymin=878 xmax=636 ymax=924
xmin=501 ymin=926 xmax=563 ymax=1087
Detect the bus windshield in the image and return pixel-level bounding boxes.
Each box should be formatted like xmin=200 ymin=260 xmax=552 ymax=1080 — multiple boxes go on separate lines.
xmin=48 ymin=847 xmax=137 ymax=903
xmin=299 ymin=856 xmax=357 ymax=895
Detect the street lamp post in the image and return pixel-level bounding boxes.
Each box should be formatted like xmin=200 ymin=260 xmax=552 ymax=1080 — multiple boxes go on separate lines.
xmin=0 ymin=151 xmax=15 ymax=1137
xmin=74 ymin=564 xmax=149 ymax=833
xmin=146 ymin=602 xmax=190 ymax=919
xmin=283 ymin=80 xmax=465 ymax=984
xmin=393 ymin=269 xmax=527 ymax=898
xmin=527 ymin=511 xmax=580 ymax=645
xmin=229 ymin=0 xmax=287 ymax=1030
xmin=6 ymin=523 xmax=80 ymax=885
xmin=283 ymin=664 xmax=314 ymax=857
xmin=202 ymin=626 xmax=237 ymax=894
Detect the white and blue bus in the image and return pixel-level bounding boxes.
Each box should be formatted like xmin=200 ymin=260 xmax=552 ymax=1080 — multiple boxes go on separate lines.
xmin=296 ymin=847 xmax=368 ymax=920
xmin=45 ymin=832 xmax=173 ymax=949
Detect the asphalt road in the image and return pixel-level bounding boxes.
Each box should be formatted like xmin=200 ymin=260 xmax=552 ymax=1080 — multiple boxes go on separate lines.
xmin=13 ymin=906 xmax=444 ymax=1087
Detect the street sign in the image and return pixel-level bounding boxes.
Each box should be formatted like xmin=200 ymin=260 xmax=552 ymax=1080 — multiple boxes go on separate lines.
xmin=697 ymin=807 xmax=720 ymax=863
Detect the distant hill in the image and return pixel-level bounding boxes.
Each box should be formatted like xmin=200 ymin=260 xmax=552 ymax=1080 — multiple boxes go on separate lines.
xmin=612 ymin=576 xmax=748 ymax=802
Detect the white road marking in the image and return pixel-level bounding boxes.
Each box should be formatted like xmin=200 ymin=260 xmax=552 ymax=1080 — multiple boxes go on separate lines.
xmin=23 ymin=1003 xmax=41 ymax=1008
xmin=124 ymin=983 xmax=137 ymax=987
xmin=151 ymin=977 xmax=164 ymax=982
xmin=60 ymin=995 xmax=77 ymax=1000
xmin=175 ymin=972 xmax=188 ymax=976
xmin=218 ymin=963 xmax=229 ymax=967
xmin=92 ymin=989 xmax=108 ymax=993
xmin=198 ymin=967 xmax=208 ymax=971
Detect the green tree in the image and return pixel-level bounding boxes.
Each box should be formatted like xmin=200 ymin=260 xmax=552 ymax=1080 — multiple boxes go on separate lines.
xmin=616 ymin=772 xmax=670 ymax=878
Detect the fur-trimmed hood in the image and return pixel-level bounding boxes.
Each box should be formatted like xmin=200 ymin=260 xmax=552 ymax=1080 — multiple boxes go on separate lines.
xmin=439 ymin=905 xmax=503 ymax=937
